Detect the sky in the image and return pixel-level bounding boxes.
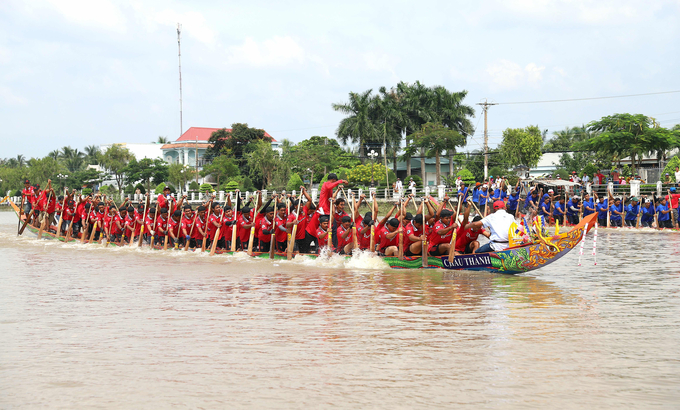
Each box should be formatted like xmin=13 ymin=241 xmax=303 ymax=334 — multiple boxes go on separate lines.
xmin=1 ymin=0 xmax=679 ymax=160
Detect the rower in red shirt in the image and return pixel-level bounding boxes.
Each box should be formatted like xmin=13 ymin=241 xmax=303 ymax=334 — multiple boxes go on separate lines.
xmin=237 ymin=206 xmax=255 ymax=251
xmin=377 ymin=218 xmax=402 ymax=256
xmin=318 ymin=173 xmax=347 ymax=215
xmin=154 ymin=207 xmax=170 ymax=245
xmin=428 ymin=208 xmax=457 ymax=257
xmin=274 ymin=202 xmax=288 ymax=252
xmin=255 ymin=196 xmax=276 ymax=252
xmin=454 ymin=201 xmax=489 ymax=255
xmin=336 ymin=215 xmax=355 ymax=254
xmin=315 ymin=215 xmax=331 ymax=252
xmin=190 ymin=205 xmax=208 ymax=248
xmin=21 ymin=179 xmax=36 ymax=217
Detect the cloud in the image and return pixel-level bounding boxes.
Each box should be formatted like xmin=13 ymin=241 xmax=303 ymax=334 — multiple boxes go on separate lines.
xmin=226 ymin=36 xmax=306 ymax=67
xmin=0 ymin=85 xmax=28 ymax=106
xmin=43 ymin=0 xmax=126 ymax=31
xmin=485 ymin=60 xmax=546 ymax=90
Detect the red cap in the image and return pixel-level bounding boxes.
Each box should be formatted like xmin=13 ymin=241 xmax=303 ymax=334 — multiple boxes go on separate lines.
xmin=493 ymin=200 xmax=506 ymax=210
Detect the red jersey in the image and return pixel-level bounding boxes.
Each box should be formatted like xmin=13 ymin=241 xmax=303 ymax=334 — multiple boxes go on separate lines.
xmin=22 ymin=186 xmax=36 ymax=205
xmin=333 ymin=209 xmax=348 ymax=226
xmin=403 ymin=221 xmax=423 ymax=249
xmin=428 ymin=220 xmax=453 ymax=251
xmin=168 ymin=218 xmax=181 ymax=238
xmin=336 ymin=224 xmax=352 ymax=250
xmin=288 ymin=210 xmax=307 ymax=240
xmin=192 ymin=216 xmax=206 ymax=240
xmin=219 ymin=214 xmax=234 ymax=241
xmin=357 ymin=218 xmax=372 ymax=250
xmin=155 ymin=216 xmax=168 ymax=237
xmin=256 ymin=214 xmax=273 ymax=242
xmin=454 ymin=224 xmax=485 ymax=253
xmin=319 ymin=180 xmax=343 ymax=215
xmin=110 ymin=214 xmax=123 ymax=235
xmin=305 ymin=211 xmax=321 ymax=237
xmin=207 ymin=213 xmax=220 ymax=240
xmin=237 ymin=214 xmax=253 ymax=244
xmin=315 ymin=226 xmax=329 ymax=245
xmin=62 ymin=204 xmax=75 ymax=221
xmin=275 ymin=214 xmax=288 ymax=243
xmin=378 ymin=225 xmax=399 ymax=250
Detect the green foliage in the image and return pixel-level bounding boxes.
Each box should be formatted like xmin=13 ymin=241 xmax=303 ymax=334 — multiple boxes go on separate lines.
xmin=456 ymin=168 xmax=475 ymax=185
xmin=154 ymin=182 xmax=166 ymax=194
xmin=199 ymin=183 xmax=214 ymax=193
xmin=246 ymin=139 xmax=281 ymax=188
xmin=498 ymin=125 xmax=544 ymax=168
xmin=582 ymin=164 xmax=598 ymax=177
xmin=663 ymin=156 xmax=680 ymax=180
xmin=553 ymin=169 xmax=569 ymax=179
xmin=0 ymin=166 xmax=24 ymax=196
xmin=284 ymin=136 xmax=354 ymax=183
xmin=346 ymin=163 xmax=392 ymax=186
xmin=582 ymin=113 xmax=680 ymax=172
xmin=82 ymin=188 xmax=92 ymax=195
xmin=488 ymin=166 xmax=508 ymax=179
xmin=205 ymin=123 xmax=271 ymax=166
xmin=101 ymin=144 xmax=135 ymax=192
xmin=123 ymin=158 xmax=169 ymax=192
xmin=98 ymin=185 xmax=112 ymax=195
xmin=242 ymin=176 xmax=255 ymax=192
xmin=286 ymin=173 xmax=304 ymax=192
xmin=221 ymin=180 xmax=240 ymax=192
xmin=124 ymin=185 xmax=134 ymax=195
xmin=319 ymin=173 xmax=328 ymax=186
xmin=189 ymin=181 xmax=200 ymax=190
xmin=200 ymin=155 xmax=239 ymax=186
xmin=27 ymin=157 xmax=62 ymax=187
xmin=620 ymin=165 xmax=632 ymax=177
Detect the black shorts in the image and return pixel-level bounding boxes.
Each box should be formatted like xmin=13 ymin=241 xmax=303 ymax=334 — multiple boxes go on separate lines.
xmin=659 ymin=219 xmax=673 ymax=229
xmin=624 ymin=219 xmax=636 ymax=227
xmin=405 ymin=247 xmax=417 ymax=257
xmin=277 ymin=240 xmax=287 ymax=252
xmin=429 ymin=245 xmax=445 ymax=256
xmin=259 ymin=241 xmax=271 ymax=252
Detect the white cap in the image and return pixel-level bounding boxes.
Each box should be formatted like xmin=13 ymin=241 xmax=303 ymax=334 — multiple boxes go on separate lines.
xmin=482 ymin=184 xmax=488 ymax=188
xmin=548 ymin=189 xmax=554 ymax=193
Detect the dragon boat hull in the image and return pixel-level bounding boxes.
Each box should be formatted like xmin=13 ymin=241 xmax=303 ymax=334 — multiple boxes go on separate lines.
xmin=9 ymin=200 xmax=597 ymax=274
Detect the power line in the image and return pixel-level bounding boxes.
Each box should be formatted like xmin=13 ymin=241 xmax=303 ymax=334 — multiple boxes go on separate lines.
xmin=498 ymin=90 xmax=680 ymax=105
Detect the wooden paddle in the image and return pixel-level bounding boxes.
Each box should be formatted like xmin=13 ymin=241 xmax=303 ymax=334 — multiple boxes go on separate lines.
xmin=149 ymin=203 xmax=160 ymax=248
xmin=37 ymin=183 xmax=53 ymax=240
xmin=230 ymin=191 xmax=239 ymax=252
xmin=327 ymin=194 xmax=335 ymax=250
xmin=56 ymin=189 xmax=69 ymax=241
xmin=65 ymin=193 xmax=79 ymax=242
xmin=269 ymin=196 xmax=278 ymax=259
xmin=105 ymin=199 xmax=121 ymax=247
xmin=201 ymin=199 xmax=213 ymax=252
xmin=18 ymin=194 xmax=25 ymax=234
xmin=136 ymin=194 xmax=150 ymax=247
xmin=287 ymin=196 xmax=302 ymax=260
xmin=669 ymin=189 xmax=677 ymax=228
xmin=421 ymin=197 xmax=428 ymax=268
xmin=397 ymin=197 xmax=405 ymax=260
xmin=369 ymin=192 xmax=376 ymax=252
xmin=247 ymin=192 xmax=260 ymax=256
xmin=210 ymin=205 xmax=227 ymax=256
xmin=184 ymin=210 xmax=199 ymax=251
xmin=351 ymin=193 xmax=359 ymax=252
xmin=447 ymin=194 xmax=462 ymax=263
xmin=80 ymin=197 xmax=92 ymax=244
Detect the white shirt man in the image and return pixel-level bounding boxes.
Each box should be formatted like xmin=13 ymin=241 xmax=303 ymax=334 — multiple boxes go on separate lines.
xmin=455 ymin=177 xmax=462 ymax=190
xmin=674 ymin=167 xmax=680 ymax=184
xmin=581 ymin=174 xmax=590 ymax=185
xmin=395 ymin=178 xmax=403 ymax=194
xmin=466 ymin=200 xmax=515 ymax=253
xmin=408 ymin=179 xmax=416 ymax=190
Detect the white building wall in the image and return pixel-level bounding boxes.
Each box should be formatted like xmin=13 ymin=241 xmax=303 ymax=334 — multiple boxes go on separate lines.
xmin=99 ymin=143 xmax=163 ymax=161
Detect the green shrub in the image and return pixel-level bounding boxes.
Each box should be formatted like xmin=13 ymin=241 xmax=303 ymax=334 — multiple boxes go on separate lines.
xmin=242 ymin=176 xmax=255 ymax=192
xmin=582 ymin=164 xmax=597 ymax=178
xmin=319 ymin=173 xmax=328 ymax=186
xmin=553 ymin=169 xmax=569 ymax=180
xmin=199 ymin=183 xmax=214 ymax=193
xmin=221 ymin=180 xmax=240 ymax=192
xmin=663 ymin=156 xmax=680 ymax=181
xmin=189 ymin=181 xmax=200 ymax=190
xmin=154 ymin=182 xmax=166 ymax=194
xmin=82 ymin=188 xmax=92 ymax=195
xmin=456 ymin=169 xmax=475 ymax=185
xmin=286 ymin=173 xmax=304 ymax=192
xmin=124 ymin=185 xmax=134 ymax=194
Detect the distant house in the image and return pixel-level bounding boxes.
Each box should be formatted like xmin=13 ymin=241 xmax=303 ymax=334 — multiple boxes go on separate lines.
xmin=530 ymin=152 xmax=563 ymax=178
xmin=160 ymin=127 xmax=278 ymax=169
xmin=390 ymin=157 xmax=456 ymax=186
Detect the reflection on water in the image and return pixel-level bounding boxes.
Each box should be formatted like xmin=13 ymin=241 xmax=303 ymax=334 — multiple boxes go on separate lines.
xmin=0 ymin=212 xmax=679 ymax=409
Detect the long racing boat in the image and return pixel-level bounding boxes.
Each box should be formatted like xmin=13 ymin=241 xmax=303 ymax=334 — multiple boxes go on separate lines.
xmin=9 ymin=199 xmax=597 ymax=274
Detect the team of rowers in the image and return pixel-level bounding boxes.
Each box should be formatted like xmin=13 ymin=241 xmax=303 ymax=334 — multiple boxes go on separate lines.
xmin=17 ymin=174 xmax=680 ymax=258
xmin=18 ymin=174 xmax=525 ymax=257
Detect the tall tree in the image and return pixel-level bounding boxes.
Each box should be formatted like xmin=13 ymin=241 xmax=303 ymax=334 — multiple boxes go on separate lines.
xmin=403 ymin=122 xmax=466 ymax=185
xmin=101 ymin=145 xmax=134 ymax=193
xmin=498 ymin=126 xmax=544 ymax=169
xmin=200 ymin=155 xmax=239 ymax=186
xmin=156 ymin=136 xmax=170 ymax=144
xmin=246 ymin=140 xmax=280 ymax=188
xmin=205 ymin=123 xmax=271 ymax=164
xmin=123 ymin=158 xmax=169 ymax=191
xmin=84 ymin=145 xmax=101 ymax=165
xmin=581 ymin=114 xmax=679 ymax=173
xmin=332 ymin=89 xmax=379 ymax=160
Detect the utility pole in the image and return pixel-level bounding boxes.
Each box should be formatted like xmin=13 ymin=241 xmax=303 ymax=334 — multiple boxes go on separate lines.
xmin=177 ymin=23 xmax=183 ymax=138
xmin=476 ymin=100 xmax=498 ymax=180
xmin=195 ymin=137 xmax=199 ymax=184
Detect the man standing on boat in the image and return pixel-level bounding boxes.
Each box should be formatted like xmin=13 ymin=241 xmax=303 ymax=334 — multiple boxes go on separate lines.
xmin=466 ymin=200 xmax=515 ymax=254
xmin=319 ymin=173 xmax=347 ymax=215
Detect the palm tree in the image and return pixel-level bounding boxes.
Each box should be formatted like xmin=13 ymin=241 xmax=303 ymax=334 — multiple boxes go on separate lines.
xmin=15 ymin=155 xmax=26 ymax=168
xmin=84 ymin=145 xmax=101 ymax=165
xmin=157 ymin=136 xmax=170 ymax=144
xmin=332 ymin=89 xmax=379 ymax=160
xmin=376 ymin=87 xmax=406 ymax=175
xmin=404 ymin=122 xmax=466 ymax=186
xmin=47 ymin=150 xmax=60 ymax=160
